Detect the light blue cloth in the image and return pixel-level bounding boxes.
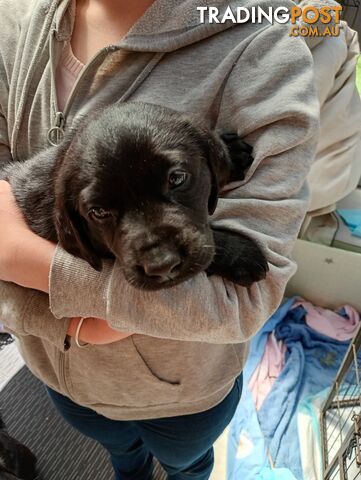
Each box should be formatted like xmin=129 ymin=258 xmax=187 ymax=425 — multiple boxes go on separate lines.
xmin=243 ymin=297 xmax=297 ymax=383
xmin=227 ymin=298 xmax=297 ymax=480
xmin=337 ymin=209 xmax=361 ymax=238
xmin=258 ymin=306 xmax=353 ymax=478
xmin=227 ymin=382 xmax=269 ymax=479
xmin=228 ymin=298 xmax=355 ymax=480
xmin=297 ymin=388 xmax=330 ymax=479
xmin=227 ymin=380 xmax=298 ymax=480
xmin=259 ymin=468 xmax=298 ymax=479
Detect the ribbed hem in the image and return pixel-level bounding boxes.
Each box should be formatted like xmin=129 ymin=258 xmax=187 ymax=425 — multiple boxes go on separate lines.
xmin=76 ymin=378 xmax=236 ymax=421
xmin=49 ymin=245 xmax=111 ymax=320
xmin=62 ymin=41 xmax=84 ymax=77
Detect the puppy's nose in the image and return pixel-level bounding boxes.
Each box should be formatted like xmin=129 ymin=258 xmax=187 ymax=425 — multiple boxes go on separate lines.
xmin=142 ymin=252 xmax=181 ymax=281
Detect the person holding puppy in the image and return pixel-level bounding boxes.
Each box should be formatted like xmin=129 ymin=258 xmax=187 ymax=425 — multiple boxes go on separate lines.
xmin=0 ymin=0 xmax=319 ymax=479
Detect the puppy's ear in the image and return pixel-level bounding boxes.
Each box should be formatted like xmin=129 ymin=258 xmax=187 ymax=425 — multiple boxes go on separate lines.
xmin=206 ymin=133 xmax=254 ymax=214
xmin=55 ymin=198 xmax=102 ymax=271
xmin=220 ymin=133 xmax=254 ymax=182
xmin=205 ymin=133 xmax=233 ymax=215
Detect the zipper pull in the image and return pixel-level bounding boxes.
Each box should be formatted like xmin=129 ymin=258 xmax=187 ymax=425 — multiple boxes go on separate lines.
xmin=47 ymin=111 xmax=65 ymax=146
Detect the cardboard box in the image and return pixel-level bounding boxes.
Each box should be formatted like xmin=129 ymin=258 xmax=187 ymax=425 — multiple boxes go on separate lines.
xmin=286 ymin=239 xmax=361 ymax=311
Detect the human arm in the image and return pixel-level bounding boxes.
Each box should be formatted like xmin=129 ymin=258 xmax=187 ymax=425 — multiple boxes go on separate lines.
xmin=0 ymin=173 xmax=70 ymax=348
xmin=0 ymin=90 xmax=71 ymax=346
xmin=46 ymin=25 xmax=320 ymax=343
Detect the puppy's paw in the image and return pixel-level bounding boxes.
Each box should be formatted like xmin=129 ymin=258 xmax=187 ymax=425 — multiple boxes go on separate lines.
xmin=221 ymin=133 xmax=254 ymax=181
xmin=223 ymin=249 xmax=269 ymax=287
xmin=207 ymin=229 xmax=269 ymax=287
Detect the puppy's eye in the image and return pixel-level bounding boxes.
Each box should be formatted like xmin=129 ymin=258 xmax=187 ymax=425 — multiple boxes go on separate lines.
xmin=89 ymin=207 xmax=112 ymax=220
xmin=168 ymin=170 xmax=188 ymax=189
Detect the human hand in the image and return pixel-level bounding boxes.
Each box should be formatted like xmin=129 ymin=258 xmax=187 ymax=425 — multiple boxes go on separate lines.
xmin=0 ymin=180 xmax=55 ymax=292
xmin=67 ymin=317 xmax=133 ymax=345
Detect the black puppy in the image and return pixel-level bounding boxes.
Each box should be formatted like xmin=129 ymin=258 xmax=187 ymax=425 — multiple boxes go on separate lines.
xmin=3 ymin=102 xmax=268 ymax=289
xmin=0 ymin=416 xmax=37 ymax=480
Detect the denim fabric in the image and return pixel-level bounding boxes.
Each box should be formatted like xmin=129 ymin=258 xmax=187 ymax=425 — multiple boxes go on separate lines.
xmin=47 ymin=373 xmax=242 ymax=480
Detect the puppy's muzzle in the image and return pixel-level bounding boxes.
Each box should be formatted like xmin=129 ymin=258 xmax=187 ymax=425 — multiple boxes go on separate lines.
xmin=118 ymin=213 xmax=214 ymax=289
xmin=138 ymin=247 xmax=182 ymax=283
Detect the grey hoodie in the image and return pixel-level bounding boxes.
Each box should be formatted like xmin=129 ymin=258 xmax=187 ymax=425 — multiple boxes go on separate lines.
xmin=0 ymin=0 xmax=319 ymax=420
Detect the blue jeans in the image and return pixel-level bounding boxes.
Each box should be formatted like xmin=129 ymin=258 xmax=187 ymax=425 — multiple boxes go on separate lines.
xmin=47 ymin=373 xmax=242 ymax=480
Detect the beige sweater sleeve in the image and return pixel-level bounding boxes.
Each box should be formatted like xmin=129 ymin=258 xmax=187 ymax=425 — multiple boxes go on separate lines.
xmin=0 ymin=281 xmax=70 ymax=350
xmin=49 ymin=25 xmax=320 ymax=344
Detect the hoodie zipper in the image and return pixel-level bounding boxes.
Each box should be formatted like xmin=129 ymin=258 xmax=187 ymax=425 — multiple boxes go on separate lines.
xmin=48 ymin=29 xmax=118 ymax=145
xmin=48 ymin=111 xmax=65 ymax=146
xmin=58 ymin=350 xmax=72 ymax=398
xmin=12 ymin=1 xmax=60 ymax=161
xmin=49 ymin=33 xmax=118 ymax=390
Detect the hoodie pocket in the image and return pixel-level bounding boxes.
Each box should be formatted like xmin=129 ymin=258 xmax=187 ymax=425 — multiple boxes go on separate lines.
xmin=65 ymin=336 xmax=182 ymax=408
xmin=130 ymin=337 xmax=181 ymax=387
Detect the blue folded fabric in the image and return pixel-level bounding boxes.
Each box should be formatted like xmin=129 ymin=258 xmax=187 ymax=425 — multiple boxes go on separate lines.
xmin=227 ymin=298 xmax=297 ymax=480
xmin=227 ymin=382 xmax=269 ymax=480
xmin=243 ymin=297 xmax=297 ymax=383
xmin=257 ymin=306 xmax=353 ymax=479
xmin=337 ymin=209 xmax=361 ymax=238
xmin=228 ymin=298 xmax=355 ymax=480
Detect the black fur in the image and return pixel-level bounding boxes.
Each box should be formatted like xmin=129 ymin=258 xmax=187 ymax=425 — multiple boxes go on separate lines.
xmin=3 ymin=102 xmax=268 ymax=289
xmin=0 ymin=415 xmax=37 ymax=480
